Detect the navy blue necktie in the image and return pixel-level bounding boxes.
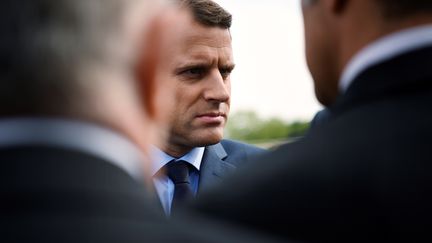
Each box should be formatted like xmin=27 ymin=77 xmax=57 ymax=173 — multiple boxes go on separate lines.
xmin=166 ymin=160 xmax=194 ymax=212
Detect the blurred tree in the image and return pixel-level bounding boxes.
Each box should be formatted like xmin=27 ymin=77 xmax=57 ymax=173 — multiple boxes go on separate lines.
xmin=287 ymin=121 xmax=311 ymax=138
xmin=226 ymin=110 xmax=310 ymax=144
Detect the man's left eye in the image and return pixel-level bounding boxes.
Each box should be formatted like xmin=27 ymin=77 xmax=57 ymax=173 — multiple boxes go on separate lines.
xmin=186 ymin=68 xmax=204 ymax=75
xmin=219 ymin=68 xmax=232 ymax=79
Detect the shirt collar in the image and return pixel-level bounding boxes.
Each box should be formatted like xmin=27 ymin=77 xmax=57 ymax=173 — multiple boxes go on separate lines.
xmin=340 ymin=24 xmax=432 ymax=92
xmin=0 ymin=118 xmax=147 ymax=181
xmin=150 ymin=146 xmax=205 ymax=176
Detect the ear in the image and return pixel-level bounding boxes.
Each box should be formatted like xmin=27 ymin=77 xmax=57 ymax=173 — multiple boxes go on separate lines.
xmin=134 ymin=14 xmax=165 ymax=120
xmin=134 ymin=8 xmax=191 ymax=121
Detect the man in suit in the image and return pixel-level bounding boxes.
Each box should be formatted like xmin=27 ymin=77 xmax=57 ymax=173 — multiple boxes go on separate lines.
xmin=191 ymin=0 xmax=432 ymax=241
xmin=309 ymin=108 xmax=332 ymax=130
xmin=0 ymin=0 xmax=278 ymax=242
xmin=151 ymin=0 xmax=265 ymax=215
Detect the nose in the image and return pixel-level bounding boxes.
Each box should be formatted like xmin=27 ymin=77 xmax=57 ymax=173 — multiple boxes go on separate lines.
xmin=203 ymin=70 xmax=230 ymax=103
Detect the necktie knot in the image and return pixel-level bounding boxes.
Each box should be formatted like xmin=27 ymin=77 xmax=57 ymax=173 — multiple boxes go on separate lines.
xmin=166 ymin=161 xmax=191 ymax=184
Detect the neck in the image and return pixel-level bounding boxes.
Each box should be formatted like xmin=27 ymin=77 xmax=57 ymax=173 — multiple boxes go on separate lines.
xmin=162 ymin=142 xmax=193 ymax=158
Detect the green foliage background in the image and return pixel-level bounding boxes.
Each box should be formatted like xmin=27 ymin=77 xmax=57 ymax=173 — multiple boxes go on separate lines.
xmin=225 ymin=111 xmax=310 ymax=147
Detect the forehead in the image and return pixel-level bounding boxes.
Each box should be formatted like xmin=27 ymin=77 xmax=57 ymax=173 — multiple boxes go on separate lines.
xmin=169 ymin=19 xmax=233 ymax=63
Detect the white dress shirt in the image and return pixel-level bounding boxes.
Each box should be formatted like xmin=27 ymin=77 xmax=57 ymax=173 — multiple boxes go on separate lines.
xmin=151 ymin=146 xmax=205 ymax=215
xmin=340 ymin=24 xmax=432 ymax=92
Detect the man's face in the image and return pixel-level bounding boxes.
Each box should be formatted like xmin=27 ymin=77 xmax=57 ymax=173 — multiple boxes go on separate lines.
xmin=156 ymin=15 xmax=233 ymax=152
xmin=301 ymin=0 xmax=340 ymax=106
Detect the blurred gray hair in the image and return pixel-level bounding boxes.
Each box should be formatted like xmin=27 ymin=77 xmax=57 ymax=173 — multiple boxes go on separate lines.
xmin=0 ymin=0 xmax=156 ymax=115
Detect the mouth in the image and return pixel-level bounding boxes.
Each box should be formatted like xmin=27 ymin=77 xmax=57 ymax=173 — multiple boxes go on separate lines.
xmin=195 ymin=112 xmax=227 ymax=124
xmin=197 ymin=111 xmax=226 ymax=117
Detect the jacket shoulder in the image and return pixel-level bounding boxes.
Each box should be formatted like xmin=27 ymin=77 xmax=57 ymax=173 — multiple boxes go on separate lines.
xmin=220 ymin=139 xmax=267 ymax=162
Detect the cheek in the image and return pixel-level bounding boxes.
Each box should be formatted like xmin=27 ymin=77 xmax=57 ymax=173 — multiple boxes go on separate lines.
xmin=307 ymin=40 xmax=339 ymax=106
xmin=176 ymin=85 xmax=204 ymax=108
xmin=169 ymin=88 xmax=199 ymax=127
xmin=307 ymin=41 xmax=333 ymax=104
xmin=304 ymin=21 xmax=322 ymax=74
xmin=302 ymin=9 xmax=340 ymax=105
xmin=302 ymin=8 xmax=329 ymax=80
xmin=304 ymin=22 xmax=332 ymax=83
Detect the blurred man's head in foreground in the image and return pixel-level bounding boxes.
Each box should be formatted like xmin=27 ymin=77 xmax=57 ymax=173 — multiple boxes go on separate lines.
xmin=0 ymin=0 xmax=190 ymax=160
xmin=301 ymin=0 xmax=432 ymax=106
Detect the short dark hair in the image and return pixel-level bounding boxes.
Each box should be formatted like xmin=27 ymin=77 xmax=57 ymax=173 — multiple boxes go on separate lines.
xmin=376 ymin=0 xmax=432 ymax=19
xmin=179 ymin=0 xmax=231 ymax=28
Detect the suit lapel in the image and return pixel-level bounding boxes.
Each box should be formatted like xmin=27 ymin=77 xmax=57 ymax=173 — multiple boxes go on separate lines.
xmin=198 ymin=142 xmax=236 ymax=192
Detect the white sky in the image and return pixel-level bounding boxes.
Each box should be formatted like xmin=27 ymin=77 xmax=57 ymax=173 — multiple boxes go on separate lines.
xmin=214 ymin=0 xmax=322 ymax=121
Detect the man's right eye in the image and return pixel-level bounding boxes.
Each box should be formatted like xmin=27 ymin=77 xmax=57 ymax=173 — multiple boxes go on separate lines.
xmin=179 ymin=67 xmax=206 ymax=79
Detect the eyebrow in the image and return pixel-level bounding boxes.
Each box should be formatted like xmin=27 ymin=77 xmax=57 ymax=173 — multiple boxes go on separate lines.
xmin=174 ymin=60 xmax=235 ymax=71
xmin=218 ymin=64 xmax=235 ymax=76
xmin=173 ymin=62 xmax=210 ymax=74
xmin=176 ymin=60 xmax=212 ymax=68
xmin=220 ymin=63 xmax=236 ymax=70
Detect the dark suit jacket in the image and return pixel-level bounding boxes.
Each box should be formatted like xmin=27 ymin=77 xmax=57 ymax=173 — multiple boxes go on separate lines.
xmin=199 ymin=139 xmax=267 ymax=192
xmin=0 ymin=145 xmax=275 ymax=242
xmin=192 ymin=46 xmax=432 ymax=242
xmin=309 ymin=108 xmax=332 ymax=130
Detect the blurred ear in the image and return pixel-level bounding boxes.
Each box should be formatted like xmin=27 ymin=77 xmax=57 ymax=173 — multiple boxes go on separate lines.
xmin=134 ymin=15 xmax=161 ymax=120
xmin=134 ymin=8 xmax=190 ymax=122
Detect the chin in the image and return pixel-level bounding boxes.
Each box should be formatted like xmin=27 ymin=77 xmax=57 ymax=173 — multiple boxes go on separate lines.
xmin=315 ymin=86 xmax=337 ymax=107
xmin=202 ymin=136 xmax=223 ymax=146
xmin=194 ymin=132 xmax=223 ymax=147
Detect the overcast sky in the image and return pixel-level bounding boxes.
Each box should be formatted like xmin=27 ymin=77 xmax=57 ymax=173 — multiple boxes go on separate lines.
xmin=213 ymin=0 xmax=322 ymax=121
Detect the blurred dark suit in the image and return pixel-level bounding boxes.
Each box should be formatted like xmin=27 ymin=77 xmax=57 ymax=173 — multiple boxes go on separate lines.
xmin=0 ymin=120 xmax=279 ymax=243
xmin=0 ymin=121 xmax=183 ymax=242
xmin=1 ymin=146 xmax=173 ymax=242
xmin=309 ymin=108 xmax=332 ymax=130
xmin=192 ymin=45 xmax=432 ymax=241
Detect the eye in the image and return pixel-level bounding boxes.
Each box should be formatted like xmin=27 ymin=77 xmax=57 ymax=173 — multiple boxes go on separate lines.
xmin=219 ymin=67 xmax=233 ymax=79
xmin=179 ymin=67 xmax=206 ymax=79
xmin=186 ymin=68 xmax=204 ymax=75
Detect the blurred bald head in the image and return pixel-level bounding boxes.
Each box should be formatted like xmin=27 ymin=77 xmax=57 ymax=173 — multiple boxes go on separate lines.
xmin=0 ymin=0 xmax=194 ymax=156
xmin=0 ymin=0 xmax=164 ymax=116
